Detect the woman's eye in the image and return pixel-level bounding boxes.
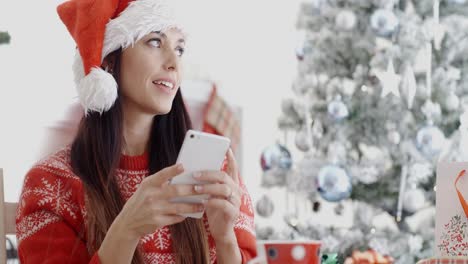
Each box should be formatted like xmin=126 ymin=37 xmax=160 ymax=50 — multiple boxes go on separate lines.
xmin=176 ymin=47 xmax=185 ymax=57
xmin=148 ymin=38 xmax=161 ymax=47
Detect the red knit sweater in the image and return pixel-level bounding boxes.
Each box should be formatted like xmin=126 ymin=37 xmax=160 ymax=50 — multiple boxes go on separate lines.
xmin=16 ymin=147 xmax=257 ymax=263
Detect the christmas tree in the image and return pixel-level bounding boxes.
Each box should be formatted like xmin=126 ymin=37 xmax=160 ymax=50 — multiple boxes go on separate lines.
xmin=257 ymin=0 xmax=468 ymax=262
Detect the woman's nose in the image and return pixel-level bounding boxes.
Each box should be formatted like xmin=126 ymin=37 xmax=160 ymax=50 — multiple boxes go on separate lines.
xmin=162 ymin=50 xmax=178 ymax=71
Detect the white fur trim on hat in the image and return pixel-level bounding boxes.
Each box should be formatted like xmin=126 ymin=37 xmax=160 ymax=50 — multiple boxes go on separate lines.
xmin=102 ymin=0 xmax=185 ymax=59
xmin=73 ymin=0 xmax=184 ymax=114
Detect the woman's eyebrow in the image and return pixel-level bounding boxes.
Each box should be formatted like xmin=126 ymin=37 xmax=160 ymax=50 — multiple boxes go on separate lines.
xmin=152 ymin=31 xmax=185 ymax=44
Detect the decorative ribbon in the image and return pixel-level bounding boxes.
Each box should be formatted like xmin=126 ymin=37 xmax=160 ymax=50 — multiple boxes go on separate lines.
xmin=454 ymin=170 xmax=468 ymax=218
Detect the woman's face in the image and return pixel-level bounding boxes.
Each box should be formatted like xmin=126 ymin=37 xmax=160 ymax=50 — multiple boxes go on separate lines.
xmin=119 ymin=28 xmax=185 ymax=115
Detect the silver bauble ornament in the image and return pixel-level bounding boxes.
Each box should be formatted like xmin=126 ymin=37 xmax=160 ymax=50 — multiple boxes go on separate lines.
xmin=327 ymin=97 xmax=349 ymax=121
xmin=416 ymin=124 xmax=446 ymax=158
xmin=256 ymin=195 xmax=275 ymax=217
xmin=295 ymin=129 xmax=312 ymax=152
xmin=370 ymin=9 xmax=399 ymax=38
xmin=317 ymin=165 xmax=352 ymax=202
xmin=260 ymin=143 xmax=293 ymax=171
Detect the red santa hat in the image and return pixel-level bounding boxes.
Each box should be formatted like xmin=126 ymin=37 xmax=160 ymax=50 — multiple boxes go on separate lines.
xmin=57 ymin=0 xmax=185 ymax=114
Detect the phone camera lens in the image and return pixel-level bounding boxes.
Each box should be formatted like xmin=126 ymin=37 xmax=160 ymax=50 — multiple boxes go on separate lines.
xmin=267 ymin=247 xmax=278 ymax=259
xmin=190 ymin=134 xmax=194 ymax=139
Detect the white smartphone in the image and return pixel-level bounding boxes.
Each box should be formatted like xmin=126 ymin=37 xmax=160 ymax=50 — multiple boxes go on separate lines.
xmin=170 ymin=129 xmax=231 ymax=218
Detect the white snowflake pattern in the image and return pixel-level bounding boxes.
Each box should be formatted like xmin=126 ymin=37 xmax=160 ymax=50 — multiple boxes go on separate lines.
xmin=143 ymin=252 xmax=176 ymax=264
xmin=154 ymin=227 xmax=172 ymax=250
xmin=17 ymin=176 xmax=33 ymax=218
xmin=234 ymin=212 xmax=255 ymax=237
xmin=34 ymin=147 xmax=77 ymax=180
xmin=17 ymin=210 xmax=61 ymax=242
xmin=115 ymin=170 xmax=146 ymax=200
xmin=32 ymin=177 xmax=79 ymax=220
xmin=141 ymin=226 xmax=172 ymax=251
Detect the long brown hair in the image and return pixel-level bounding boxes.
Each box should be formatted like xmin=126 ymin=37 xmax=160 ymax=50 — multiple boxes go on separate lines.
xmin=70 ymin=49 xmax=210 ymax=264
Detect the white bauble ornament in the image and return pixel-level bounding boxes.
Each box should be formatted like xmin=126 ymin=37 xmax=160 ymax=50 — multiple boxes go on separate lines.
xmin=335 ymin=10 xmax=357 ymax=31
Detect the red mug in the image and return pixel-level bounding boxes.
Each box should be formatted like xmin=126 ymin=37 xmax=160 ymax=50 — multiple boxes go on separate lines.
xmin=250 ymin=240 xmax=322 ymax=264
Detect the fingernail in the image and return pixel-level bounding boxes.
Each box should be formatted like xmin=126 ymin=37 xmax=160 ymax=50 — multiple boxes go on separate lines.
xmin=198 ymin=205 xmax=205 ymax=211
xmin=194 ymin=185 xmax=203 ymax=192
xmin=201 ymin=199 xmax=208 ymax=204
xmin=193 ymin=172 xmax=202 ymax=179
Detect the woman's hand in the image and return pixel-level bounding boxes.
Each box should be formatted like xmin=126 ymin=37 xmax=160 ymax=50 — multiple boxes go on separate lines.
xmin=114 ymin=164 xmax=204 ymax=239
xmin=193 ymin=149 xmax=242 ymax=244
xmin=99 ymin=164 xmax=203 ymax=264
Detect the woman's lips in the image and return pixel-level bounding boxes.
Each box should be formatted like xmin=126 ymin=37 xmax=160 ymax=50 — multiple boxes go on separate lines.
xmin=153 ymin=82 xmax=175 ymax=94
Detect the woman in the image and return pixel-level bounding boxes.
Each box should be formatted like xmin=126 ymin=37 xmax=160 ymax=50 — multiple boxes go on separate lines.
xmin=15 ymin=0 xmax=257 ymax=263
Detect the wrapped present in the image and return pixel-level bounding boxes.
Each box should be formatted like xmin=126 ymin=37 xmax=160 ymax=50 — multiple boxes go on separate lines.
xmin=247 ymin=240 xmax=322 ymax=264
xmin=436 ymin=163 xmax=468 ymax=256
xmin=417 ymin=257 xmax=468 ymax=264
xmin=344 ymin=250 xmax=394 ymax=264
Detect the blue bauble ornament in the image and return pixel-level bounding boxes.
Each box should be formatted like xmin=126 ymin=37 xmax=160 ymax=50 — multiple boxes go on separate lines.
xmin=260 ymin=143 xmax=293 ymax=172
xmin=327 ymin=98 xmax=349 ymax=121
xmin=370 ymin=9 xmax=399 ymax=38
xmin=317 ymin=165 xmax=352 ymax=202
xmin=416 ymin=124 xmax=446 ymax=158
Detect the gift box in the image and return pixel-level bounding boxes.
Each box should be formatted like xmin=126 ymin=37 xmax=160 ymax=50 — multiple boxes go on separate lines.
xmin=247 ymin=240 xmax=321 ymax=264
xmin=417 ymin=257 xmax=468 ymax=264
xmin=343 ymin=250 xmax=393 ymax=264
xmin=436 ymin=163 xmax=468 ymax=256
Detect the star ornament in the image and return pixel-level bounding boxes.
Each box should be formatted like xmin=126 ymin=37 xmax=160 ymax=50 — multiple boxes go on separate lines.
xmin=376 ymin=60 xmax=401 ymax=98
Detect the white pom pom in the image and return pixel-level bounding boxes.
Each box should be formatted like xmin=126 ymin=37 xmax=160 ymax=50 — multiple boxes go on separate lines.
xmin=77 ymin=67 xmax=118 ymax=114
